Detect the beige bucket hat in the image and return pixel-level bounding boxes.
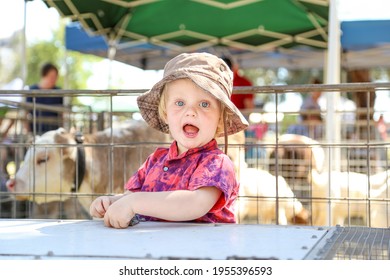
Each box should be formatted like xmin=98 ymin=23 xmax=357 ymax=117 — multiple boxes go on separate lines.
xmin=137 ymin=52 xmax=249 ymax=137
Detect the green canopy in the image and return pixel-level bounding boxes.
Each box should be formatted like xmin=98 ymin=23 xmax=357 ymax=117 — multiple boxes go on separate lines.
xmin=44 ymin=0 xmax=328 ymax=67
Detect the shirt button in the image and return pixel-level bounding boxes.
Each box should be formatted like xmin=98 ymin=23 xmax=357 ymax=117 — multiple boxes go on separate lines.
xmin=163 ymin=166 xmax=169 ymax=172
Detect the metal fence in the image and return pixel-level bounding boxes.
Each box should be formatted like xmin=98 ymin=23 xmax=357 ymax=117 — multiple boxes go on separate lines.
xmin=1 ymin=83 xmax=390 ymax=228
xmin=305 ymin=226 xmax=390 ymax=260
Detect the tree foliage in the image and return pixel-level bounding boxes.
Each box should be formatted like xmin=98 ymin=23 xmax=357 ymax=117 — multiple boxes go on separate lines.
xmin=0 ymin=21 xmax=102 ymax=92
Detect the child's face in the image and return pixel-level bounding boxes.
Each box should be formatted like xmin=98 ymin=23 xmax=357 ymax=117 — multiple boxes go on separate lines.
xmin=165 ymin=79 xmax=222 ymax=155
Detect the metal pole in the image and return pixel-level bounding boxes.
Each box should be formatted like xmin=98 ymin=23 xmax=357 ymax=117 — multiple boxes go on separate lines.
xmin=22 ymin=0 xmax=29 ymax=88
xmin=325 ymin=0 xmax=341 ymax=226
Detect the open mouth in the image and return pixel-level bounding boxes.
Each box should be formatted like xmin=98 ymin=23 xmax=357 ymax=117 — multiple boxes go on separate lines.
xmin=183 ymin=124 xmax=199 ymax=137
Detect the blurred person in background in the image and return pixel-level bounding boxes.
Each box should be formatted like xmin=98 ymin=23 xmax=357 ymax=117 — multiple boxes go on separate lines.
xmin=222 ymin=57 xmax=257 ymax=161
xmin=222 ymin=57 xmax=254 ymax=114
xmin=287 ymin=78 xmax=323 ymax=139
xmin=26 ymin=62 xmax=63 ymax=135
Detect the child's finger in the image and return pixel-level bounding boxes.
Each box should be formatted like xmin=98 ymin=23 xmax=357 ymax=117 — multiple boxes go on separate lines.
xmin=101 ymin=197 xmax=111 ymax=212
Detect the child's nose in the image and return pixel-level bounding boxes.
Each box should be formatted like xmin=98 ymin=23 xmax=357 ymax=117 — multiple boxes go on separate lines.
xmin=185 ymin=105 xmax=197 ymax=117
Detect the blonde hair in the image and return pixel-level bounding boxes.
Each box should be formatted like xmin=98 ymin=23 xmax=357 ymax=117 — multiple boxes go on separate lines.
xmin=158 ymin=81 xmax=225 ymax=137
xmin=158 ymin=87 xmax=168 ymax=124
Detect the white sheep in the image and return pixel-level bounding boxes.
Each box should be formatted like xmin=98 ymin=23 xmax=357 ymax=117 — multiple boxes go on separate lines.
xmin=6 ymin=120 xmax=169 ymax=218
xmin=309 ymin=168 xmax=390 ymax=227
xmin=236 ymin=167 xmax=309 ymax=225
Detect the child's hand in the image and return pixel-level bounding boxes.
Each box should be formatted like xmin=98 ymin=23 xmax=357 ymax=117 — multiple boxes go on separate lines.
xmin=103 ymin=195 xmax=135 ymax=229
xmin=89 ymin=196 xmax=112 ymax=218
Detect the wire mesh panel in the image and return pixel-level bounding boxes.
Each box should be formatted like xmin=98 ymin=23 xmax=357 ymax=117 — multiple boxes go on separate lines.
xmin=1 ymin=83 xmax=390 ymax=227
xmin=309 ymin=226 xmax=390 ymax=260
xmin=234 ymin=83 xmax=390 ymax=227
xmin=0 ymin=91 xmax=170 ymax=220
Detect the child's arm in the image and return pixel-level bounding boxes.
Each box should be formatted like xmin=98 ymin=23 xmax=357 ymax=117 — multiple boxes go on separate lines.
xmin=103 ymin=187 xmax=222 ymax=228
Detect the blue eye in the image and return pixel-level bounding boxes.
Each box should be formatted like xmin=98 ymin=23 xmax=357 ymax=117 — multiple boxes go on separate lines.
xmin=175 ymin=101 xmax=184 ymax=106
xmin=200 ymin=101 xmax=210 ymax=108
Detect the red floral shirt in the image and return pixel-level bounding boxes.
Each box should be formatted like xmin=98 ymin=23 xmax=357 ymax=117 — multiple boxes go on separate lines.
xmin=125 ymin=139 xmax=238 ymax=223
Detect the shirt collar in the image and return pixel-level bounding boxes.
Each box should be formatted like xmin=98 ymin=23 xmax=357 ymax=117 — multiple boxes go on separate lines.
xmin=167 ymin=139 xmax=218 ymax=160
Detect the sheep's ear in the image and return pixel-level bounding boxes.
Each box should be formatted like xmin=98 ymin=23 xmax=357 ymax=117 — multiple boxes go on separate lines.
xmin=54 ymin=130 xmax=77 ymax=160
xmin=54 ymin=129 xmax=70 ymax=144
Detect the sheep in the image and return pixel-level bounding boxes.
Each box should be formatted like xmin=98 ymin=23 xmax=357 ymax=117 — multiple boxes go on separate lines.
xmin=6 ymin=120 xmax=169 ymax=218
xmin=309 ymin=168 xmax=390 ymax=227
xmin=236 ymin=167 xmax=309 ymax=225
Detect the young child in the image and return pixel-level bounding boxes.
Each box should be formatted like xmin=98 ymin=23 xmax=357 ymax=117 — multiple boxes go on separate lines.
xmin=89 ymin=52 xmax=249 ymax=228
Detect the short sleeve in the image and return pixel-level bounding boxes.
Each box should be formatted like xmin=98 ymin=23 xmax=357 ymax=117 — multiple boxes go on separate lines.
xmin=189 ymin=154 xmax=238 ymax=212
